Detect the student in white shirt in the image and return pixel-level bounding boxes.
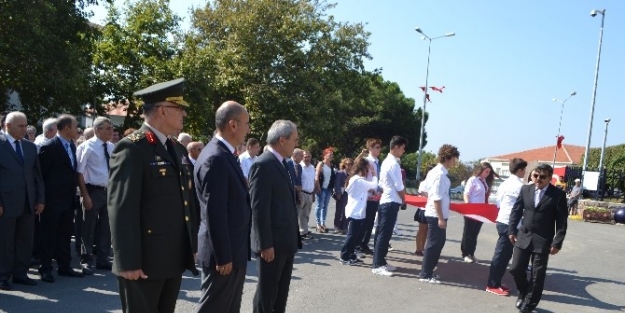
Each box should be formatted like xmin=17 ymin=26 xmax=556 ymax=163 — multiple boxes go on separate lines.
xmin=339 ymin=158 xmax=378 ymax=265
xmin=238 ymin=137 xmax=260 ymax=179
xmin=460 ymin=162 xmax=493 ymax=263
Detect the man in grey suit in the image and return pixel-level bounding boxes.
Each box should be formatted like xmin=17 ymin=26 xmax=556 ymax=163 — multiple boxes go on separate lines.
xmin=249 ymin=120 xmax=302 ymax=313
xmin=0 ymin=112 xmax=45 ymax=290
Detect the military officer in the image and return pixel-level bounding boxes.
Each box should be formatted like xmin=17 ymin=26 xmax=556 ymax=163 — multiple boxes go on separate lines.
xmin=108 ymin=78 xmax=199 ymax=313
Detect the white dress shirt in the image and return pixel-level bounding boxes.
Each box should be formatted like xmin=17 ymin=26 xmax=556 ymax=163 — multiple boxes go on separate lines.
xmin=345 ymin=174 xmax=379 ymax=219
xmin=365 ymin=155 xmax=381 ymax=200
xmin=77 ymin=136 xmax=114 ymax=187
xmin=300 ymin=162 xmax=315 ymax=193
xmin=495 ymin=175 xmax=524 ymax=225
xmin=379 ymin=155 xmax=405 ymax=205
xmin=238 ymin=151 xmax=255 ymax=179
xmin=464 ymin=176 xmax=488 ymax=204
xmin=424 ymin=163 xmax=451 ymax=219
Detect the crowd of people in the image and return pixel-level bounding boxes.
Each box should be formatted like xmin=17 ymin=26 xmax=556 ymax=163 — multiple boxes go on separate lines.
xmin=1 ymin=77 xmax=569 ymax=313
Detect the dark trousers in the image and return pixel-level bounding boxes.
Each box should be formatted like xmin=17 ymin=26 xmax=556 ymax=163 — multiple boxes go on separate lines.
xmin=461 ymin=216 xmax=483 ymax=257
xmin=340 ymin=218 xmax=365 ymax=261
xmin=253 ymin=253 xmax=294 ymax=313
xmin=420 ymin=217 xmax=447 ymax=279
xmin=80 ymin=187 xmax=111 ymax=265
xmin=0 ymin=207 xmax=34 ymax=281
xmin=196 ymin=265 xmax=246 ymax=313
xmin=358 ymin=200 xmax=379 ymax=250
xmin=39 ymin=207 xmax=74 ymax=272
xmin=333 ymin=192 xmax=348 ymax=230
xmin=74 ymin=195 xmax=82 ymax=253
xmin=509 ymin=247 xmax=550 ymax=309
xmin=487 ymin=222 xmax=514 ymax=287
xmin=372 ymin=202 xmax=399 ymax=268
xmin=118 ymin=276 xmax=182 ymax=313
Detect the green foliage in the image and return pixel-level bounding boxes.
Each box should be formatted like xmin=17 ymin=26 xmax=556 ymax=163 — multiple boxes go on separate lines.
xmin=582 ymin=144 xmax=625 ymax=170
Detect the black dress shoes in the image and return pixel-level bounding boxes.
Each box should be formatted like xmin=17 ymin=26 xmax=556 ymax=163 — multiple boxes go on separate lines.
xmin=13 ymin=276 xmax=37 ymax=286
xmin=81 ymin=264 xmax=95 ymax=276
xmin=0 ymin=280 xmax=11 ymax=290
xmin=57 ymin=268 xmax=84 ymax=278
xmin=519 ymin=306 xmax=535 ymax=313
xmin=96 ymin=263 xmax=113 ymax=271
xmin=39 ymin=271 xmax=55 ymax=283
xmin=516 ymin=293 xmax=526 ymax=309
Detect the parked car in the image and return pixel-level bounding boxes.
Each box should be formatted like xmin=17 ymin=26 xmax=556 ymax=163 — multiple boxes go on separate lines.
xmin=450 ymin=185 xmax=464 ymax=200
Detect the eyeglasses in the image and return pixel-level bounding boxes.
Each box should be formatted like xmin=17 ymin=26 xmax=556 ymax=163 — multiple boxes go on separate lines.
xmin=159 ymin=105 xmax=186 ymax=113
xmin=532 ymin=173 xmax=548 ymax=180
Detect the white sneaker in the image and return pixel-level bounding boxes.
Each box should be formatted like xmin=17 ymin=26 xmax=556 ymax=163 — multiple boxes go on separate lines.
xmin=372 ymin=267 xmax=393 ymax=277
xmin=393 ymin=230 xmax=402 ymax=236
xmin=419 ymin=277 xmax=441 ymax=284
xmin=384 ymin=264 xmax=397 ymax=272
xmin=470 ymin=255 xmax=478 ymax=263
xmin=463 ymin=256 xmax=475 ymax=263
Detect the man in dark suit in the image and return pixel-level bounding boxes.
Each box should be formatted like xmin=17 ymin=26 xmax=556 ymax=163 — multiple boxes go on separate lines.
xmin=38 ymin=114 xmax=83 ymax=282
xmin=193 ymin=101 xmax=251 ymax=313
xmin=249 ymin=120 xmax=302 ymax=313
xmin=0 ymin=112 xmax=45 ymax=290
xmin=508 ymin=163 xmax=568 ymax=313
xmin=108 ymin=78 xmax=199 ymax=313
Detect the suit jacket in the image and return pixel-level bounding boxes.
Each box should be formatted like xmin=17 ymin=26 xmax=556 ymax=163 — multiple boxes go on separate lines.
xmin=0 ymin=133 xmax=45 ymax=218
xmin=249 ymin=151 xmax=302 ymax=255
xmin=38 ymin=136 xmax=77 ymax=211
xmin=108 ymin=124 xmax=199 ymax=279
xmin=508 ymin=184 xmax=568 ymax=254
xmin=194 ymin=138 xmax=251 ymax=268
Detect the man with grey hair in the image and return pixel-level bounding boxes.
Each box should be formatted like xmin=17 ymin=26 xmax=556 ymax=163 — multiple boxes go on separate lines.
xmin=186 ymin=141 xmax=204 ymax=166
xmin=77 ymin=116 xmax=115 ymax=274
xmin=249 ymin=120 xmax=302 ymax=313
xmin=178 ymin=132 xmax=192 ymax=148
xmin=34 ymin=118 xmax=57 ymax=151
xmin=298 ymin=150 xmax=315 ymax=239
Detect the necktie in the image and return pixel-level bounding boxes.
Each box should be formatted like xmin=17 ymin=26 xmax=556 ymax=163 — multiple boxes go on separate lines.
xmin=282 ymin=159 xmax=293 ymax=184
xmin=233 ymin=150 xmax=239 ymax=158
xmin=165 ymin=139 xmax=178 ymax=168
xmin=14 ymin=140 xmax=24 ymax=165
xmin=103 ymin=142 xmax=110 ymax=170
xmin=65 ymin=142 xmax=75 ymax=168
xmin=534 ymin=187 xmax=543 ymax=207
xmin=375 ymin=160 xmax=380 ymax=178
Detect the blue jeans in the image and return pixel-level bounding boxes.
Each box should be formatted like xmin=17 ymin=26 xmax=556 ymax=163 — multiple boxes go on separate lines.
xmin=420 ymin=216 xmax=447 ymax=279
xmin=315 ymin=188 xmax=331 ymax=225
xmin=340 ymin=218 xmax=365 ymax=261
xmin=487 ymin=222 xmax=514 ymax=287
xmin=372 ymin=202 xmax=400 ymax=268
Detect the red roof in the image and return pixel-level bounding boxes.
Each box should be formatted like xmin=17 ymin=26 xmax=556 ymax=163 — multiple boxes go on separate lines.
xmin=488 ymin=144 xmax=585 ymax=164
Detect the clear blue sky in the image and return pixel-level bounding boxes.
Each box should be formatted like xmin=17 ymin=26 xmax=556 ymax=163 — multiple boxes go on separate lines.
xmin=89 ymin=0 xmax=624 ymax=161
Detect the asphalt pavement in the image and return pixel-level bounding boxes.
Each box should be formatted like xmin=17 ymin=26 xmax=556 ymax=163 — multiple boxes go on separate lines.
xmin=1 ymin=199 xmax=624 ymax=313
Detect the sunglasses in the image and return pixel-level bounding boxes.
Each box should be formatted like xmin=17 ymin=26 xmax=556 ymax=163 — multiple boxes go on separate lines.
xmin=532 ymin=173 xmax=548 ymax=180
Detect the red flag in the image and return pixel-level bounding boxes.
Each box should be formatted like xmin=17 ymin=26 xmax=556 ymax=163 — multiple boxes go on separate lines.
xmin=405 ymin=195 xmax=498 ymax=223
xmin=557 ymin=135 xmax=565 ymax=149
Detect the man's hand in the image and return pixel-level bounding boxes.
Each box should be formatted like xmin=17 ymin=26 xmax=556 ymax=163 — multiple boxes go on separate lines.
xmin=34 ymin=204 xmax=45 ymax=215
xmin=509 ymin=235 xmax=517 ymax=245
xmin=119 ymin=269 xmax=148 ymax=280
xmin=82 ymin=195 xmax=93 ymax=210
xmin=260 ymin=247 xmax=275 ymax=263
xmin=549 ymin=247 xmax=560 ymax=255
xmin=438 ymin=218 xmax=447 ymax=229
xmin=216 ymin=262 xmax=233 ymax=275
xmin=0 ymin=206 xmax=3 ymax=216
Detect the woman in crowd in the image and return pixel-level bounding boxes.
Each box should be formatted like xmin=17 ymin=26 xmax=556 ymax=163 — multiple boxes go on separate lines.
xmin=333 ymin=158 xmax=353 ymax=234
xmin=315 ymin=148 xmax=336 ymax=233
xmin=460 ymin=162 xmax=493 ymax=263
xmin=414 ymin=165 xmax=435 ymax=256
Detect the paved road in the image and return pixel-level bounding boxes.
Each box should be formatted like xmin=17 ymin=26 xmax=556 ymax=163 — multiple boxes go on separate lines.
xmin=1 ymin=200 xmax=624 ymax=313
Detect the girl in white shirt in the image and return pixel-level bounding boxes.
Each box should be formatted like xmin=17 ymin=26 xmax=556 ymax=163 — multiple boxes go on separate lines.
xmin=460 ymin=162 xmax=493 ymax=263
xmin=339 ymin=158 xmax=378 ymax=264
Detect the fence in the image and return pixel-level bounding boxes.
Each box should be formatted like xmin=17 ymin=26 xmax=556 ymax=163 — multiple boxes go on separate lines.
xmin=565 ymin=166 xmax=625 ymax=201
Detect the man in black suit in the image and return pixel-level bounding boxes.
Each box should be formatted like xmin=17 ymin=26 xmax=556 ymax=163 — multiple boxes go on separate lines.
xmin=38 ymin=114 xmax=84 ymax=282
xmin=508 ymin=163 xmax=568 ymax=313
xmin=108 ymin=78 xmax=199 ymax=313
xmin=0 ymin=112 xmax=45 ymax=290
xmin=194 ymin=101 xmax=251 ymax=313
xmin=249 ymin=120 xmax=302 ymax=313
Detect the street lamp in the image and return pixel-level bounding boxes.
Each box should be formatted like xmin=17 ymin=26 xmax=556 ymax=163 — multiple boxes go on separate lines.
xmin=551 ymin=91 xmax=576 ymax=166
xmin=598 ymin=118 xmax=611 ymax=170
xmin=414 ymin=27 xmax=455 ymax=182
xmin=581 ymin=9 xmax=606 ymax=188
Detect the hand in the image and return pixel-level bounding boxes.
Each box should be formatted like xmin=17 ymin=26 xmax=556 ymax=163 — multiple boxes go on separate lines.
xmin=216 ymin=262 xmax=233 ymax=275
xmin=82 ymin=195 xmax=93 ymax=210
xmin=509 ymin=235 xmax=517 ymax=245
xmin=0 ymin=206 xmax=3 ymax=216
xmin=119 ymin=269 xmax=148 ymax=280
xmin=438 ymin=218 xmax=447 ymax=229
xmin=549 ymin=247 xmax=560 ymax=255
xmin=35 ymin=204 xmax=45 ymax=215
xmin=260 ymin=247 xmax=275 ymax=263
xmin=335 ymin=194 xmax=341 ymax=201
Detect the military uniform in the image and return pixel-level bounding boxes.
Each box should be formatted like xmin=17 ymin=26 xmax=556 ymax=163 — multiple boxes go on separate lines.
xmin=108 ymin=78 xmax=199 ymax=313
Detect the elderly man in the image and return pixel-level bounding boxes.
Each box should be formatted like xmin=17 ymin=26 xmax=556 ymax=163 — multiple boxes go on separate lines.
xmin=186 ymin=141 xmax=204 ymax=166
xmin=34 ymin=118 xmax=57 ymax=151
xmin=298 ymin=150 xmax=316 ymax=239
xmin=178 ymin=132 xmax=192 ymax=148
xmin=0 ymin=112 xmax=45 ymax=290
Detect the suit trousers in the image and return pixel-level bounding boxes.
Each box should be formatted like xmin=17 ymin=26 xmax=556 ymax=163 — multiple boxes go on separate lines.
xmin=509 ymin=246 xmax=550 ymax=309
xmin=333 ymin=192 xmax=348 ymax=230
xmin=253 ymin=253 xmax=294 ymax=313
xmin=297 ymin=193 xmax=313 ymax=234
xmin=80 ymin=187 xmax=111 ymax=265
xmin=39 ymin=206 xmax=74 ymax=272
xmin=358 ymin=200 xmax=379 ymax=250
xmin=461 ymin=216 xmax=483 ymax=257
xmin=118 ymin=276 xmax=182 ymax=313
xmin=420 ymin=217 xmax=447 ymax=279
xmin=372 ymin=202 xmax=399 ymax=268
xmin=196 ymin=265 xmax=246 ymax=313
xmin=0 ymin=205 xmax=34 ymax=281
xmin=74 ymin=195 xmax=83 ymax=253
xmin=487 ymin=222 xmax=514 ymax=287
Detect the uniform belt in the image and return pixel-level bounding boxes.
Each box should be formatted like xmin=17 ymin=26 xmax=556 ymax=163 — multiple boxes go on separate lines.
xmin=302 ymin=190 xmax=314 ymax=195
xmin=86 ymin=184 xmax=107 ymax=190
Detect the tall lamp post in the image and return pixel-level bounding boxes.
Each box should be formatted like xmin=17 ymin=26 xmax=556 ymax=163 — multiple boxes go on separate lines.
xmin=551 ymin=91 xmax=576 ymax=166
xmin=597 ymin=118 xmax=611 ymax=200
xmin=581 ymin=8 xmax=606 ymax=189
xmin=414 ymin=27 xmax=455 ymax=183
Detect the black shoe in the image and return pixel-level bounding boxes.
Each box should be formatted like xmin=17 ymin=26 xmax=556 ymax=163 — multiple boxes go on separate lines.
xmin=516 ymin=294 xmax=526 ymax=309
xmin=0 ymin=280 xmax=11 ymax=290
xmin=39 ymin=271 xmax=55 ymax=283
xmin=58 ymin=269 xmax=84 ymax=278
xmin=519 ymin=306 xmax=535 ymax=313
xmin=360 ymin=247 xmax=374 ymax=255
xmin=30 ymin=257 xmax=40 ymax=267
xmin=81 ymin=264 xmax=95 ymax=275
xmin=13 ymin=276 xmax=37 ymax=286
xmin=95 ymin=263 xmax=112 ymax=271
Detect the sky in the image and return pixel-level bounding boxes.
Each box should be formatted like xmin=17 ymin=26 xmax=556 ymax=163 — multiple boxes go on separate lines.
xmin=89 ymin=0 xmax=625 ymax=161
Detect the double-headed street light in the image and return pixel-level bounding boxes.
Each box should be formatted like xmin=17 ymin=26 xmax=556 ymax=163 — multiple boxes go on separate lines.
xmin=414 ymin=27 xmax=455 ymax=183
xmin=551 ymin=91 xmax=576 ymax=166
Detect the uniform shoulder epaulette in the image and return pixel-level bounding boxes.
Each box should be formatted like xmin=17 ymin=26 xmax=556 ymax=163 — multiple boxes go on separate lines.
xmin=127 ymin=131 xmax=146 ymax=143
